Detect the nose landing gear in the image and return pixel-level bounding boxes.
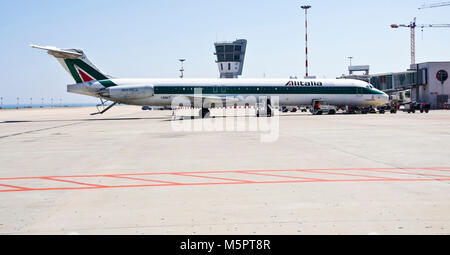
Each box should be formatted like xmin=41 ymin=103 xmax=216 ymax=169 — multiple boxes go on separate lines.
xmin=256 ymin=98 xmax=273 ymax=117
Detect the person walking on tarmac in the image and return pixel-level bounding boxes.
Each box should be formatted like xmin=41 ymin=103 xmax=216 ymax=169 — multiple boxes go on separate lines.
xmin=314 ymin=101 xmax=321 ymax=111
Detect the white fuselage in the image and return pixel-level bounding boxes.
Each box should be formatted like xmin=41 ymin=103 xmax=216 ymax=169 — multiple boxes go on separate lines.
xmin=67 ymin=78 xmax=389 ymax=108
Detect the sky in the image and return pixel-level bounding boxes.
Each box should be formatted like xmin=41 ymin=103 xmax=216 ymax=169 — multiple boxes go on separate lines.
xmin=1 ymin=0 xmax=449 ymax=104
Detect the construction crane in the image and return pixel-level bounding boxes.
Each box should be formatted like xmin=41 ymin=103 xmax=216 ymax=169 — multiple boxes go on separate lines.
xmin=419 ymin=1 xmax=450 ymax=9
xmin=391 ymin=18 xmax=450 ymax=65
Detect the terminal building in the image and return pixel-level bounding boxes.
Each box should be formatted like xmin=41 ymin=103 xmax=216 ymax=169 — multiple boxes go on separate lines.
xmin=214 ymin=39 xmax=247 ymax=78
xmin=341 ymin=62 xmax=450 ymax=109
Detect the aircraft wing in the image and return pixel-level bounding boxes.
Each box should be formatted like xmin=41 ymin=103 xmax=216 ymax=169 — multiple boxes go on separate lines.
xmin=30 ymin=44 xmax=82 ymax=59
xmin=185 ymin=95 xmax=239 ymax=106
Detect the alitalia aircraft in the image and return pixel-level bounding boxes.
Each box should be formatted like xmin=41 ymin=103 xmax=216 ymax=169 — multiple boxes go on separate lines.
xmin=32 ymin=45 xmax=389 ymax=117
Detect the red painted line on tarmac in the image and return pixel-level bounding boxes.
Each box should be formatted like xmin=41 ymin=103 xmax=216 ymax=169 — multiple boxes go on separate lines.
xmin=297 ymin=170 xmax=397 ymax=180
xmin=1 ymin=167 xmax=450 ymax=193
xmin=418 ymin=167 xmax=450 ymax=170
xmin=1 ymin=167 xmax=449 ymax=181
xmin=361 ymin=169 xmax=450 ymax=178
xmin=42 ymin=177 xmax=107 ymax=188
xmin=107 ymin=175 xmax=182 ymax=185
xmin=0 ymin=184 xmax=30 ymax=191
xmin=238 ymin=171 xmax=326 ymax=181
xmin=1 ymin=177 xmax=450 ymax=193
xmin=173 ymin=173 xmax=253 ymax=183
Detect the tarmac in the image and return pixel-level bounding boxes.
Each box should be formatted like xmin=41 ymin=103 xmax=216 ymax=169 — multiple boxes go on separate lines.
xmin=1 ymin=105 xmax=450 ymax=235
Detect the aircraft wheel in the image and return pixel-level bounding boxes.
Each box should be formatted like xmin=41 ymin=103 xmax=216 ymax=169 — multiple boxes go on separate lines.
xmin=200 ymin=108 xmax=210 ymax=118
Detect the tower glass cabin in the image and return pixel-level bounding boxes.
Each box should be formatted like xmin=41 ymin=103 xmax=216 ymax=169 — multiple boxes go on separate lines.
xmin=214 ymin=39 xmax=247 ymax=78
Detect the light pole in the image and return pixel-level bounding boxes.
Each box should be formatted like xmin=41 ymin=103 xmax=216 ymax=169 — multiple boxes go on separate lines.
xmin=179 ymin=59 xmax=186 ymax=78
xmin=301 ymin=5 xmax=311 ymax=78
xmin=17 ymin=97 xmax=19 ymax=109
xmin=348 ymin=57 xmax=353 ymax=67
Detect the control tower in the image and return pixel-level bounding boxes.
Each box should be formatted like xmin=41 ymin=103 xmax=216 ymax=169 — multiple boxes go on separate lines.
xmin=214 ymin=39 xmax=247 ymax=78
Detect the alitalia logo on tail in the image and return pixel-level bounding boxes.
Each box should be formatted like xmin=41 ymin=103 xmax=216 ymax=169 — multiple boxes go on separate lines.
xmin=286 ymin=81 xmax=323 ymax=86
xmin=75 ymin=65 xmax=95 ymax=82
xmin=64 ymin=59 xmax=108 ymax=84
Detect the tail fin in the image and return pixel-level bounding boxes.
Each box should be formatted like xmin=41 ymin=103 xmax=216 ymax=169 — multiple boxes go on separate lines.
xmin=31 ymin=45 xmax=111 ymax=84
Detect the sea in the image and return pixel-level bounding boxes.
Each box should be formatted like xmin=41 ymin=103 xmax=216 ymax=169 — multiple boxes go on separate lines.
xmin=0 ymin=103 xmax=98 ymax=109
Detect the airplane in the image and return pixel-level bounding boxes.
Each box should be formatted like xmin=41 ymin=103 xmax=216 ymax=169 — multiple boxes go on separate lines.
xmin=31 ymin=45 xmax=389 ymax=117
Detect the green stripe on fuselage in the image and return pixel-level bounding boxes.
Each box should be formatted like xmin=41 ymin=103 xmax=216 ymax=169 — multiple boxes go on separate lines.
xmin=98 ymin=79 xmax=117 ymax=88
xmin=154 ymin=86 xmax=383 ymax=95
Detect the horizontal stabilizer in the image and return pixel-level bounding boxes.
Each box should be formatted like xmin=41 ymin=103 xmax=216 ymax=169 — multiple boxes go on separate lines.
xmin=30 ymin=44 xmax=83 ymax=59
xmin=31 ymin=44 xmax=113 ymax=84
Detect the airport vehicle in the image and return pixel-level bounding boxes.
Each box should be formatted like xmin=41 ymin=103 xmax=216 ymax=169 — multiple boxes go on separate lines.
xmin=404 ymin=102 xmax=430 ymax=113
xmin=345 ymin=105 xmax=365 ymax=114
xmin=280 ymin=107 xmax=289 ymax=113
xmin=143 ymin=106 xmax=172 ymax=111
xmin=32 ymin=45 xmax=389 ymax=117
xmin=310 ymin=100 xmax=337 ymax=115
xmin=280 ymin=106 xmax=298 ymax=113
xmin=377 ymin=103 xmax=398 ymax=114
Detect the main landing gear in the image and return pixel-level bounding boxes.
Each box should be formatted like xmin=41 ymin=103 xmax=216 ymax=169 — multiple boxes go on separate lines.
xmin=199 ymin=108 xmax=210 ymax=118
xmin=256 ymin=98 xmax=273 ymax=118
